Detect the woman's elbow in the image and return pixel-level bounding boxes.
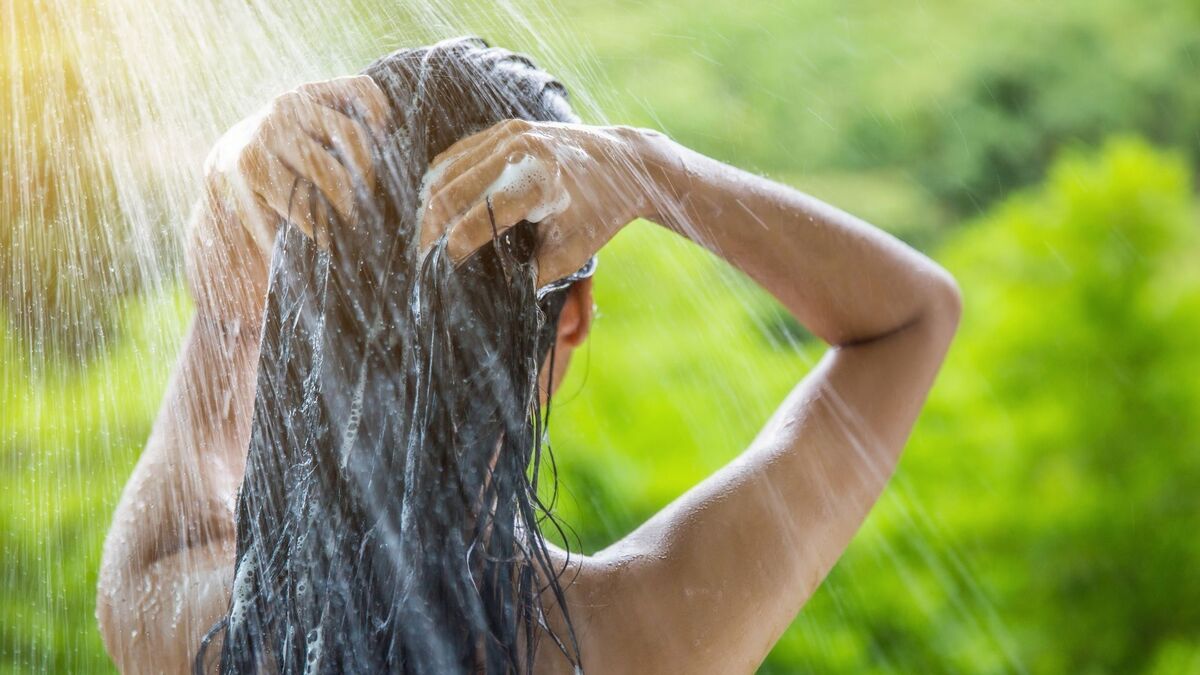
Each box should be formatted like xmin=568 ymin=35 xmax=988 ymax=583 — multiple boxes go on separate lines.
xmin=95 ymin=559 xmax=141 ymax=673
xmin=926 ymin=266 xmax=963 ymax=342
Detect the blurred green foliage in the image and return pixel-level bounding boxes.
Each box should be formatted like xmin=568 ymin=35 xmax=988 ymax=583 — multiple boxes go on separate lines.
xmin=0 ymin=291 xmax=191 ymax=673
xmin=546 ymin=139 xmax=1200 ymax=673
xmin=561 ymin=0 xmax=1200 ymax=234
xmin=910 ymin=140 xmax=1200 ymax=673
xmin=4 ymin=0 xmax=1200 ymax=672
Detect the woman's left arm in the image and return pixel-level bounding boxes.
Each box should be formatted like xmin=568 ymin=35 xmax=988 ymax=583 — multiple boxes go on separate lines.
xmin=420 ymin=121 xmax=961 ymax=674
xmin=582 ymin=135 xmax=962 ymax=673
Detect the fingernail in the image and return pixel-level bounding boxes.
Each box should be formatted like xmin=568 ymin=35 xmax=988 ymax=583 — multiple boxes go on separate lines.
xmin=445 ymin=235 xmax=473 ymax=267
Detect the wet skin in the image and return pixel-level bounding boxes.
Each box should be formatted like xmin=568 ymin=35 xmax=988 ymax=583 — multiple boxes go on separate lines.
xmin=97 ymin=75 xmax=960 ymax=674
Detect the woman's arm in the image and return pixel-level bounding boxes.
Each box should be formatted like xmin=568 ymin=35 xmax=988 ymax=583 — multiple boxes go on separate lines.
xmin=580 ymin=135 xmax=961 ymax=673
xmin=95 ymin=299 xmax=259 ymax=673
xmin=421 ymin=124 xmax=961 ymax=674
xmin=96 ymin=76 xmax=388 ymax=673
xmin=95 ymin=195 xmax=275 ymax=673
xmin=646 ymin=137 xmax=960 ymax=348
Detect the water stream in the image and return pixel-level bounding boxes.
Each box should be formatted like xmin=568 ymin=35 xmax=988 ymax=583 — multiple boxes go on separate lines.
xmin=1 ymin=1 xmax=1026 ymax=672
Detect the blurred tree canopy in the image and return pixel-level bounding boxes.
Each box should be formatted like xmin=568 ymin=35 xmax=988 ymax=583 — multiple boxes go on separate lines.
xmin=568 ymin=0 xmax=1200 ymax=235
xmin=1 ymin=0 xmax=153 ymax=358
xmin=912 ymin=139 xmax=1200 ymax=673
xmin=4 ymin=0 xmax=1200 ymax=672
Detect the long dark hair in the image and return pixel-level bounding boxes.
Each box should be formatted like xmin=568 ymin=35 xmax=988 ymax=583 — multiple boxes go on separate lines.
xmin=198 ymin=37 xmax=587 ymax=674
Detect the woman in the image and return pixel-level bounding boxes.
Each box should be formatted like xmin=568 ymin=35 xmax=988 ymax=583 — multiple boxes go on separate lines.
xmin=97 ymin=37 xmax=960 ymax=674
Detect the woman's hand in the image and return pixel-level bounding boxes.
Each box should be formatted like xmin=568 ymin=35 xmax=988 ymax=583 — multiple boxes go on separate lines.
xmin=204 ymin=74 xmax=390 ymax=249
xmin=418 ymin=119 xmax=667 ymax=287
xmin=187 ymin=75 xmax=390 ymax=321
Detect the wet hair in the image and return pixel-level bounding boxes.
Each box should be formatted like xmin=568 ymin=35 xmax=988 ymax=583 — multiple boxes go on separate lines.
xmin=197 ymin=37 xmax=590 ymax=674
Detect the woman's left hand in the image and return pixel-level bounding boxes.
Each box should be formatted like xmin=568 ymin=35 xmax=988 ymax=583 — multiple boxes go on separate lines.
xmin=418 ymin=119 xmax=669 ymax=287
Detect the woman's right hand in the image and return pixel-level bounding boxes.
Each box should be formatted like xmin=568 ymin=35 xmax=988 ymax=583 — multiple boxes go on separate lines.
xmin=187 ymin=75 xmax=390 ymax=321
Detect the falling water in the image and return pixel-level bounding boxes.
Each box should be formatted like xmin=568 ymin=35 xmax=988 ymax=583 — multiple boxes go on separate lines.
xmin=1 ymin=0 xmax=1026 ymax=672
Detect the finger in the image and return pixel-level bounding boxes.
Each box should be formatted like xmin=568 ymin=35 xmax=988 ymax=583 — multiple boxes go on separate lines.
xmin=295 ymin=75 xmax=390 ymax=137
xmin=444 ymin=180 xmax=547 ymax=263
xmin=265 ymin=131 xmax=356 ymax=223
xmin=429 ymin=119 xmax=534 ymax=182
xmin=428 ymin=119 xmax=512 ymax=171
xmin=235 ymin=192 xmax=281 ymax=258
xmin=294 ymin=103 xmax=375 ymax=187
xmin=428 ymin=128 xmax=496 ymax=174
xmin=211 ymin=151 xmax=280 ymax=255
xmin=299 ymin=180 xmax=334 ymax=250
xmin=229 ymin=169 xmax=305 ymax=252
xmin=245 ymin=148 xmax=320 ymax=240
xmin=422 ymin=150 xmax=518 ymax=246
xmin=534 ymin=230 xmax=594 ymax=289
xmin=426 ymin=131 xmax=512 ymax=200
xmin=419 ymin=129 xmax=504 ymax=215
xmin=299 ymin=76 xmax=390 ymax=136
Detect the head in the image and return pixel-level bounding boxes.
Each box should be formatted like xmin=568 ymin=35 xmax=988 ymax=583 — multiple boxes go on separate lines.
xmin=200 ymin=38 xmax=593 ymax=674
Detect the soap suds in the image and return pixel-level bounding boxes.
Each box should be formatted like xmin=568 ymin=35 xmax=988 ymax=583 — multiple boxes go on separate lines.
xmin=417 ymin=149 xmax=573 ymax=238
xmin=416 ymin=150 xmax=465 ymax=230
xmin=482 ymin=152 xmax=571 ymax=223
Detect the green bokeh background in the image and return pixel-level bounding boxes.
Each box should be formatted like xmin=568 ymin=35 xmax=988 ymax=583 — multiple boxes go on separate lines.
xmin=4 ymin=0 xmax=1200 ymax=672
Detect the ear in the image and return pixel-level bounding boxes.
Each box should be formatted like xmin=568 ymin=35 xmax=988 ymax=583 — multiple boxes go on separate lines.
xmin=556 ymin=277 xmax=594 ymax=349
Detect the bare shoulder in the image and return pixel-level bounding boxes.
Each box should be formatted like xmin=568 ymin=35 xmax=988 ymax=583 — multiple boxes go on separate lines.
xmin=528 ymin=304 xmax=960 ymax=675
xmin=531 ymin=543 xmax=682 ymax=675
